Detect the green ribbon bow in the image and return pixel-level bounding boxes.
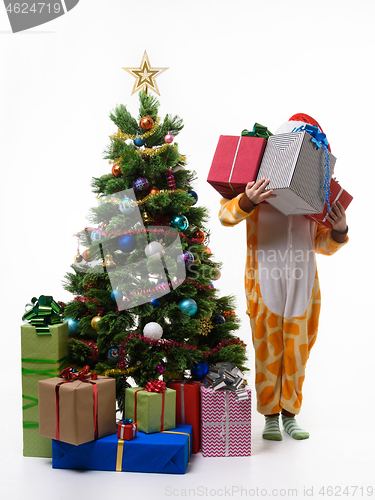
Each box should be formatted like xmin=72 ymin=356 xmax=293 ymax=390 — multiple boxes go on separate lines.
xmin=22 ymin=295 xmax=62 ymax=335
xmin=241 ymin=123 xmax=273 ymax=139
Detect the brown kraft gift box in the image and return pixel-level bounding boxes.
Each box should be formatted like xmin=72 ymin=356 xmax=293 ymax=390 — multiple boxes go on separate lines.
xmin=38 ymin=374 xmax=116 ymax=446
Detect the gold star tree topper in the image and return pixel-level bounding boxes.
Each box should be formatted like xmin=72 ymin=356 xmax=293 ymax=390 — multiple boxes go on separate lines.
xmin=123 ymin=51 xmax=168 ymax=96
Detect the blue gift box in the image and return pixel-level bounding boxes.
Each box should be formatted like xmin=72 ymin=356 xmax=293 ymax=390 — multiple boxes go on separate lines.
xmin=52 ymin=424 xmax=192 ymax=474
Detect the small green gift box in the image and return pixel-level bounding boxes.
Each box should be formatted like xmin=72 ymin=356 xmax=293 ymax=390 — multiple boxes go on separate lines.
xmin=125 ymin=383 xmax=176 ymax=434
xmin=21 ymin=320 xmax=69 ymax=457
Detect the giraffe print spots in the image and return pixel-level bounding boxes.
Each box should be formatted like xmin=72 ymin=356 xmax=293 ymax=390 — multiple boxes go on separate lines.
xmin=283 ymin=322 xmax=300 ymax=335
xmin=266 ymin=358 xmax=282 ymax=376
xmin=308 ymin=336 xmax=317 ymax=351
xmin=282 ymin=379 xmax=294 ymax=400
xmin=258 ymin=386 xmax=275 ymax=407
xmin=298 ymin=376 xmax=305 ymax=392
xmin=218 ymin=194 xmax=347 ymax=417
xmin=293 ymin=392 xmax=303 ymax=409
xmin=267 ymin=313 xmax=280 ymax=329
xmin=255 ymin=310 xmax=268 ymax=339
xmin=268 ymin=330 xmax=283 ymax=357
xmin=249 ymin=300 xmax=260 ymax=320
xmin=284 ymin=338 xmax=298 ymax=376
xmin=248 ymin=233 xmax=257 ymax=248
xmin=255 ymin=372 xmax=268 ymax=384
xmin=256 ymin=341 xmax=269 ymax=362
xmin=271 ymin=403 xmax=282 ymax=414
xmin=307 ymin=303 xmax=321 ymax=335
xmin=299 ymin=344 xmax=309 ymax=366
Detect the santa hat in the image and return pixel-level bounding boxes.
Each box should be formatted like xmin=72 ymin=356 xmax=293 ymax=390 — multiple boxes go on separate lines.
xmin=275 ymin=112 xmax=331 ymax=152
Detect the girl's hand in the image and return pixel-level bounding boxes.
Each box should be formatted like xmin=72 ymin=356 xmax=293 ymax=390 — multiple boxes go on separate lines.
xmin=245 ymin=178 xmax=276 ymax=206
xmin=326 ymin=201 xmax=347 ymax=232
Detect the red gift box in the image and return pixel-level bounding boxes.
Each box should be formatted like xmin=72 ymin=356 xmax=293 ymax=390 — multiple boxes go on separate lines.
xmin=306 ymin=178 xmax=353 ymax=228
xmin=168 ymin=381 xmax=200 ymax=454
xmin=117 ymin=421 xmax=137 ymax=441
xmin=207 ymin=135 xmax=267 ymax=199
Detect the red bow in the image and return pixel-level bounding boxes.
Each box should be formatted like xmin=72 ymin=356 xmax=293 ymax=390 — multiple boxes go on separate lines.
xmin=60 ymin=365 xmax=98 ymax=382
xmin=145 ymin=380 xmax=166 ymax=393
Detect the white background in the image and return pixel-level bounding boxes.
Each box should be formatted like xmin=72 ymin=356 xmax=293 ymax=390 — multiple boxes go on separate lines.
xmin=0 ymin=1 xmax=373 ymax=499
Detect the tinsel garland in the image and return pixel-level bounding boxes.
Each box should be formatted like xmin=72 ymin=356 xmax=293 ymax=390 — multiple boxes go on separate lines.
xmin=117 ymin=333 xmax=246 ymax=370
xmin=134 ymin=143 xmax=172 ymax=157
xmin=185 ymin=278 xmax=214 ymax=291
xmin=110 ymin=117 xmax=161 ymax=141
xmin=102 ymin=365 xmax=139 ymax=378
xmin=74 ymin=296 xmax=104 ymax=316
xmin=97 ymin=188 xmax=185 ymax=207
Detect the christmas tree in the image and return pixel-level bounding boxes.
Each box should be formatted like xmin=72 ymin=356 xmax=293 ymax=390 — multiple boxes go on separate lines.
xmin=62 ymin=61 xmax=248 ymax=416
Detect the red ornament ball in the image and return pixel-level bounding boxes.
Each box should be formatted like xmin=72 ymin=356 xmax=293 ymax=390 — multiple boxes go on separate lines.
xmin=192 ymin=229 xmax=205 ymax=244
xmin=112 ymin=164 xmax=122 ymax=177
xmin=140 ymin=116 xmax=154 ymax=130
xmin=150 ymin=188 xmax=160 ymax=196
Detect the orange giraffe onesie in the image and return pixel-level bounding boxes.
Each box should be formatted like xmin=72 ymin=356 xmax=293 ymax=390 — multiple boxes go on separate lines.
xmin=219 ymin=195 xmax=348 ymax=415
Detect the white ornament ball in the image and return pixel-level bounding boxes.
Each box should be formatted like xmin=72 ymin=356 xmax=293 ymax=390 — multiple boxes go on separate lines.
xmin=145 ymin=241 xmax=164 ymax=259
xmin=143 ymin=322 xmax=163 ymax=340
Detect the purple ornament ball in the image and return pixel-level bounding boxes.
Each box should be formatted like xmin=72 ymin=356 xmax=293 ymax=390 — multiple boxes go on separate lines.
xmin=133 ymin=177 xmax=149 ymax=192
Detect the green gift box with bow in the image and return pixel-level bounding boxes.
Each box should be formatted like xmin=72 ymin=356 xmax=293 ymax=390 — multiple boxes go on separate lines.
xmin=21 ymin=296 xmax=69 ymax=457
xmin=124 ymin=384 xmax=176 ymax=434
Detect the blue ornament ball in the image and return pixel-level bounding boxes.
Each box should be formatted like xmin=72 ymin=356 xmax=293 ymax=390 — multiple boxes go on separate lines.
xmin=133 ymin=177 xmax=149 ymax=192
xmin=188 ymin=190 xmax=198 ymax=205
xmin=107 ymin=345 xmax=121 ymax=361
xmin=178 ymin=298 xmax=198 ymax=316
xmin=110 ymin=289 xmax=123 ymax=301
xmin=119 ymin=197 xmax=135 ymax=214
xmin=151 ymin=298 xmax=161 ymax=308
xmin=133 ymin=136 xmax=146 ymax=147
xmin=191 ymin=361 xmax=210 ymax=380
xmin=216 ymin=315 xmax=226 ymax=324
xmin=64 ymin=318 xmax=81 ymax=336
xmin=91 ymin=230 xmax=100 ymax=242
xmin=170 ymin=214 xmax=189 ymax=231
xmin=118 ymin=234 xmax=137 ymax=253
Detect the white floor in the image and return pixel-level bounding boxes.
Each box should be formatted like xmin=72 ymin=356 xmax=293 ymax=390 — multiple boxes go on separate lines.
xmin=2 ymin=391 xmax=373 ymax=500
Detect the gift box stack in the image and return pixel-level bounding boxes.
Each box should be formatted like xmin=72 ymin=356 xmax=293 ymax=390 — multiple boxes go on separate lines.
xmin=21 ymin=297 xmax=192 ymax=474
xmin=21 ymin=297 xmax=251 ymax=471
xmin=208 ymin=122 xmax=353 ymax=221
xmin=48 ymin=378 xmax=192 ymax=474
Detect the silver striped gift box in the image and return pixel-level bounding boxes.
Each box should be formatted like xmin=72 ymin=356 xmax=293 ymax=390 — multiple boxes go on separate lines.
xmin=257 ymin=131 xmax=336 ymax=215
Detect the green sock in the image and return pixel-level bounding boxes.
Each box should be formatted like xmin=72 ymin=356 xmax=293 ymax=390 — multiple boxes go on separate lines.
xmin=282 ymin=416 xmax=309 ymax=440
xmin=262 ymin=416 xmax=282 ymax=441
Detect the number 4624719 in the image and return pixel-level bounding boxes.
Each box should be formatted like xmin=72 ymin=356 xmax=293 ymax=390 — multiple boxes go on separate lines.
xmin=6 ymin=3 xmax=62 ymax=14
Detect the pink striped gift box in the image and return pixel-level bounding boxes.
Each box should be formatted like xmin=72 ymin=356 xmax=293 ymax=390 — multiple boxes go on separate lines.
xmin=200 ymin=386 xmax=251 ymax=457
